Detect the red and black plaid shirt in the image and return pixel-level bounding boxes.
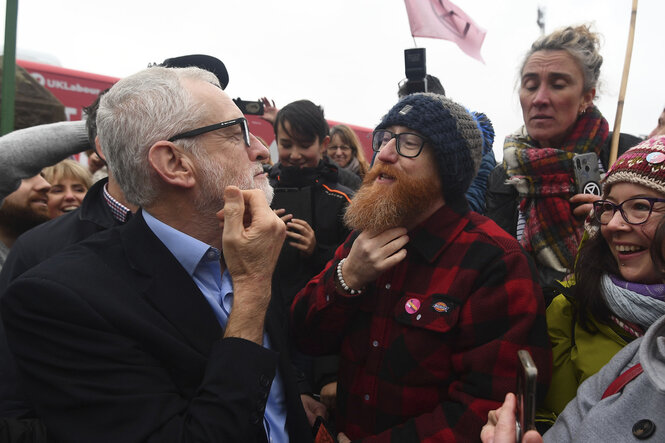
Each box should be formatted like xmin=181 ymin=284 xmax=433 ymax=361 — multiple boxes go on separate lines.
xmin=291 ymin=204 xmax=552 ymax=442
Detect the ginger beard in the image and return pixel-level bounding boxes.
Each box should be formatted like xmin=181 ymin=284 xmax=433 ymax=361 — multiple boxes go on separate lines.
xmin=344 ymin=163 xmax=441 ymax=233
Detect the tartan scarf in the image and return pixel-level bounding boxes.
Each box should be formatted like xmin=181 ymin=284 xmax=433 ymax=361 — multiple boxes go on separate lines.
xmin=502 ymin=106 xmax=608 ymax=272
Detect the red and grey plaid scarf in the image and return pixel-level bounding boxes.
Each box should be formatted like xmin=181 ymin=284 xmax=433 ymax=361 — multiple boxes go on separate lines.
xmin=502 ymin=106 xmax=608 ymax=272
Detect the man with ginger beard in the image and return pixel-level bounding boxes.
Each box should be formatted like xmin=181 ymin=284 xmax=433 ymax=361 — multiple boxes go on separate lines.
xmin=291 ymin=93 xmax=552 ymax=442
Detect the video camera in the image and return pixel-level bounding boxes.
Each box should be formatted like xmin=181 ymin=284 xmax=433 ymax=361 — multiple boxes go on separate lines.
xmin=403 ymin=48 xmax=428 ymax=94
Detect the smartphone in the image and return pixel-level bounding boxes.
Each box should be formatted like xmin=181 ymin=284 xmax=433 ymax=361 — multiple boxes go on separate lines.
xmin=232 ymin=97 xmax=264 ymax=115
xmin=516 ymin=349 xmax=538 ymax=442
xmin=572 ymin=152 xmax=602 ymax=195
xmin=312 ymin=416 xmax=337 ymax=443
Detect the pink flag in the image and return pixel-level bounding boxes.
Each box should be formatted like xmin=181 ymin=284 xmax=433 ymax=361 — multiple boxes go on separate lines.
xmin=404 ymin=0 xmax=486 ymax=62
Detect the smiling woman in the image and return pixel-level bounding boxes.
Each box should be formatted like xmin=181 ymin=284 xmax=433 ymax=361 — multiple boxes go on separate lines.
xmin=327 ymin=124 xmax=369 ymax=179
xmin=42 ymin=159 xmax=92 ymax=219
xmin=537 ymin=135 xmax=665 ymax=430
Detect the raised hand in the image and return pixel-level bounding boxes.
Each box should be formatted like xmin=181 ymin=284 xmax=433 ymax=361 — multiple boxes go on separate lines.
xmin=260 ymin=97 xmax=278 ymax=124
xmin=341 ymin=227 xmax=409 ymax=290
xmin=218 ymin=186 xmax=286 ymax=343
xmin=286 ymin=218 xmax=316 ymax=256
xmin=570 ymin=192 xmax=601 ymax=219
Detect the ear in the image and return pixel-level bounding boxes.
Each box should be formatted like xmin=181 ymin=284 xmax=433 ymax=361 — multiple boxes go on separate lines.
xmin=148 ymin=141 xmax=197 ymax=189
xmin=320 ymin=135 xmax=330 ymax=154
xmin=581 ymin=88 xmax=596 ymax=112
xmin=95 ymin=137 xmax=107 ymax=162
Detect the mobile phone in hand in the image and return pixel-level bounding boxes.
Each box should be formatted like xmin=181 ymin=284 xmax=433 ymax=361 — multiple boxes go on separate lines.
xmin=573 ymin=152 xmax=601 ymax=195
xmin=313 ymin=416 xmax=337 ymax=443
xmin=516 ymin=349 xmax=537 ymax=442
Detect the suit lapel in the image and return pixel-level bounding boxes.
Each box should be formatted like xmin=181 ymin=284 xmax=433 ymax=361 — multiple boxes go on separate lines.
xmin=121 ymin=211 xmax=222 ymax=356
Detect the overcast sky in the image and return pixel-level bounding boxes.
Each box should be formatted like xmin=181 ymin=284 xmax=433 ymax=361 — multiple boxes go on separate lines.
xmin=2 ymin=0 xmax=664 ymax=160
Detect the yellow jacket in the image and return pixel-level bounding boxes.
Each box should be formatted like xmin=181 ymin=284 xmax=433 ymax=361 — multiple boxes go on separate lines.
xmin=537 ymin=291 xmax=633 ymax=424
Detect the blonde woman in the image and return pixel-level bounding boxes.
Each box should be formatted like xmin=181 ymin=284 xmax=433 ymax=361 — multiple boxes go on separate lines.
xmin=42 ymin=159 xmax=92 ymax=218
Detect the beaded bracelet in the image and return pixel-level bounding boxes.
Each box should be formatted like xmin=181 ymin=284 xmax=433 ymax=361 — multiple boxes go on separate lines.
xmin=336 ymin=258 xmax=363 ymax=296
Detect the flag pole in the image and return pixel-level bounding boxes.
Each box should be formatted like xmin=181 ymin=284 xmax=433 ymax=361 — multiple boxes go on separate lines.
xmin=1 ymin=0 xmax=19 ymax=135
xmin=608 ymin=0 xmax=638 ymax=167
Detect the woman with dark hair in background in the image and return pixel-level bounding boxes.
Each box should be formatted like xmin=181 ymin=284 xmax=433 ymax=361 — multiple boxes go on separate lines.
xmin=537 ymin=136 xmax=665 ymax=428
xmin=481 ymin=163 xmax=665 ymax=440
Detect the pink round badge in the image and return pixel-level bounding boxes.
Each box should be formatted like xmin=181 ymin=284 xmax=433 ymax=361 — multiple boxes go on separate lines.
xmin=405 ymin=298 xmax=421 ymax=314
xmin=646 ymin=151 xmax=665 ymax=165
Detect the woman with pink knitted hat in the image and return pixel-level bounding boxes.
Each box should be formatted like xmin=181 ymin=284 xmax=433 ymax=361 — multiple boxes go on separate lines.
xmin=536 ymin=135 xmax=665 ymax=430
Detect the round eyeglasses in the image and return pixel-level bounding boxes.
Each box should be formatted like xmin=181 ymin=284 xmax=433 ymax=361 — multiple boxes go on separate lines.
xmin=371 ymin=129 xmax=428 ymax=158
xmin=592 ymin=197 xmax=665 ymax=225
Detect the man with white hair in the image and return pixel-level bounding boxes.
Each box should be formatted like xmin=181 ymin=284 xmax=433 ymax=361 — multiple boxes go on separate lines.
xmin=1 ymin=66 xmax=316 ymax=441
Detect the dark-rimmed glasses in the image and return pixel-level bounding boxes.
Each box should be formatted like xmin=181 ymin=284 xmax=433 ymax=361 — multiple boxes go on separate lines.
xmin=372 ymin=129 xmax=428 ymax=158
xmin=168 ymin=117 xmax=250 ymax=146
xmin=593 ymin=197 xmax=665 ymax=225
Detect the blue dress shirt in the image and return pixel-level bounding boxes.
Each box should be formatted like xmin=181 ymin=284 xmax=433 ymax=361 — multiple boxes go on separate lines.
xmin=143 ymin=211 xmax=288 ymax=442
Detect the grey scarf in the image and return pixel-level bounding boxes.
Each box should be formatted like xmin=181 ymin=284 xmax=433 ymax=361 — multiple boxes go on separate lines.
xmin=343 ymin=156 xmax=361 ymax=176
xmin=601 ymin=274 xmax=665 ymax=330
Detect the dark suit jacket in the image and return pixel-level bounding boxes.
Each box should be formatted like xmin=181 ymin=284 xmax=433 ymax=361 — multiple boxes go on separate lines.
xmin=0 ymin=178 xmax=119 ymax=419
xmin=1 ymin=212 xmax=312 ymax=442
xmin=0 ymin=178 xmax=118 ymax=294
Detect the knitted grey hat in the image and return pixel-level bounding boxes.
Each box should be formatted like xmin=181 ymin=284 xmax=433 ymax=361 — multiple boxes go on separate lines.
xmin=375 ymin=93 xmax=483 ymax=202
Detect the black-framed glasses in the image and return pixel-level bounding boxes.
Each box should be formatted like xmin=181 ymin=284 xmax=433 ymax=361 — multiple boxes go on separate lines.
xmin=593 ymin=197 xmax=665 ymax=225
xmin=168 ymin=117 xmax=250 ymax=146
xmin=371 ymin=129 xmax=428 ymax=158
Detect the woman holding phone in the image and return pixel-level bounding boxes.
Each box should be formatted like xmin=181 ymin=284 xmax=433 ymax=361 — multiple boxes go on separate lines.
xmin=485 ymin=25 xmax=639 ymax=288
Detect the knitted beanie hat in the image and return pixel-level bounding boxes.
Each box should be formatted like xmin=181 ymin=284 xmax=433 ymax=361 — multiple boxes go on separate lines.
xmin=470 ymin=111 xmax=495 ymax=156
xmin=375 ymin=93 xmax=483 ymax=202
xmin=603 ymin=135 xmax=665 ymax=197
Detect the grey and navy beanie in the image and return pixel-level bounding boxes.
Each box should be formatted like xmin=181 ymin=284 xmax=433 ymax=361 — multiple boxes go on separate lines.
xmin=375 ymin=93 xmax=483 ymax=202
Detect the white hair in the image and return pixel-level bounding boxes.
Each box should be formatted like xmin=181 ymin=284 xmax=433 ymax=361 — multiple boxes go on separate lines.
xmin=96 ymin=66 xmax=220 ymax=207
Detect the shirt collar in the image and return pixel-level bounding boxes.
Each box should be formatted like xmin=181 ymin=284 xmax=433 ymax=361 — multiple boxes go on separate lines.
xmin=142 ymin=210 xmax=220 ymax=276
xmin=408 ymin=203 xmax=470 ymax=263
xmin=102 ymin=182 xmax=132 ymax=223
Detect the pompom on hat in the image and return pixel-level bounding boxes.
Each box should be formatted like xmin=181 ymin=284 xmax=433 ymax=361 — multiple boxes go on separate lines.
xmin=602 ymin=135 xmax=665 ymax=197
xmin=375 ymin=93 xmax=483 ymax=203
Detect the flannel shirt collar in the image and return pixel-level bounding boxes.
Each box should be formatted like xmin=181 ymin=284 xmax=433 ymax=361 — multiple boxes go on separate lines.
xmin=408 ymin=200 xmax=471 ymax=264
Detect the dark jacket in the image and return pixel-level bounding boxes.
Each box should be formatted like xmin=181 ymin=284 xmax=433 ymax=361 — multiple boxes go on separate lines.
xmin=0 ymin=178 xmax=118 ymax=295
xmin=268 ymin=158 xmax=353 ymax=311
xmin=485 ymin=132 xmax=642 ymax=287
xmin=269 ymin=158 xmax=352 ymax=393
xmin=1 ymin=212 xmax=313 ymax=442
xmin=0 ymin=178 xmax=120 ymax=423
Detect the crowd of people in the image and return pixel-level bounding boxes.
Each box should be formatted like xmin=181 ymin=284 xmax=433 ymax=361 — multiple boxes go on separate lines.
xmin=0 ymin=23 xmax=664 ymax=443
